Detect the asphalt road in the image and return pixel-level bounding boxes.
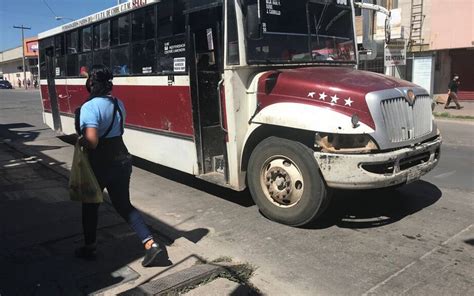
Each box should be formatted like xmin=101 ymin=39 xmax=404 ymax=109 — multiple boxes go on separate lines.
xmin=1 ymin=89 xmax=473 ymax=295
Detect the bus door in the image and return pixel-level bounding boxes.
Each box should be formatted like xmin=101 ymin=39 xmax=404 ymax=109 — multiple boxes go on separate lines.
xmin=187 ymin=5 xmax=228 ymax=184
xmin=44 ymin=46 xmax=62 ymax=132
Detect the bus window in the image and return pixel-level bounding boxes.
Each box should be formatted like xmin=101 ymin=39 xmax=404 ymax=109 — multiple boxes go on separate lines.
xmin=67 ymin=55 xmax=78 ymax=77
xmin=54 ymin=35 xmax=66 ymax=77
xmin=93 ymin=50 xmax=110 ymax=68
xmin=111 ymin=46 xmax=130 ymax=75
xmin=82 ymin=26 xmax=92 ymax=52
xmin=227 ymin=0 xmax=239 ymax=65
xmin=157 ymin=0 xmax=173 ymax=38
xmin=132 ymin=6 xmax=156 ymax=42
xmin=78 ymin=52 xmax=92 ymax=76
xmin=131 ymin=39 xmax=156 ymax=74
xmin=100 ymin=22 xmax=110 ymax=49
xmin=157 ymin=35 xmax=186 ymax=74
xmin=93 ymin=22 xmax=109 ymax=50
xmin=111 ymin=14 xmax=130 ymax=46
xmin=66 ymin=31 xmax=78 ymax=54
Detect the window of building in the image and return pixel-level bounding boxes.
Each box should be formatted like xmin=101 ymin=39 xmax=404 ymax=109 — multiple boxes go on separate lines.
xmin=111 ymin=46 xmax=130 ymax=75
xmin=132 ymin=6 xmax=156 ymax=42
xmin=131 ymin=39 xmax=156 ymax=74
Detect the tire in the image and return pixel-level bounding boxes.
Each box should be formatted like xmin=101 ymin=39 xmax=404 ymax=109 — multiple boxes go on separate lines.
xmin=247 ymin=137 xmax=330 ymax=226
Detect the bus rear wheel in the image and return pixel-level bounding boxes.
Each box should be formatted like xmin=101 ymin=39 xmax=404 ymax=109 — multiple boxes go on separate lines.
xmin=247 ymin=137 xmax=329 ymax=226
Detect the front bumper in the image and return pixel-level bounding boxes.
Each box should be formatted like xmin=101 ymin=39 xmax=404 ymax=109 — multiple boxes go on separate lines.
xmin=314 ymin=136 xmax=441 ymax=189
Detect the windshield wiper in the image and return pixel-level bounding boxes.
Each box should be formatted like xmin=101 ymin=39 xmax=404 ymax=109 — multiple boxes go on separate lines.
xmin=314 ymin=2 xmax=329 ymax=44
xmin=325 ymin=10 xmax=348 ymax=31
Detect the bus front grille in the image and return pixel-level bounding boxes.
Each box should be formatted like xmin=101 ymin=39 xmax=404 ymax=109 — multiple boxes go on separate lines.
xmin=380 ymin=96 xmax=432 ymax=143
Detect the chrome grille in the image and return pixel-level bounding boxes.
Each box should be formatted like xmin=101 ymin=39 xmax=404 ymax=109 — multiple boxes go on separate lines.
xmin=381 ymin=96 xmax=433 ymax=143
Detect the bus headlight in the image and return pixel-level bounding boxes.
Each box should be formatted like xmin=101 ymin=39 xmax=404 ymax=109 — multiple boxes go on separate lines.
xmin=314 ymin=132 xmax=378 ymax=153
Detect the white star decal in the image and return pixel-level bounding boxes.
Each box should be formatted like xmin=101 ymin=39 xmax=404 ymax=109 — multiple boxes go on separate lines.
xmin=308 ymin=92 xmax=316 ymax=98
xmin=330 ymin=94 xmax=339 ymax=104
xmin=344 ymin=97 xmax=354 ymax=106
xmin=319 ymin=92 xmax=328 ymax=101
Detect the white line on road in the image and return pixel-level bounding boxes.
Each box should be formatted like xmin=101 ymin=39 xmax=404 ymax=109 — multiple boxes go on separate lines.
xmin=362 ymin=223 xmax=474 ymax=295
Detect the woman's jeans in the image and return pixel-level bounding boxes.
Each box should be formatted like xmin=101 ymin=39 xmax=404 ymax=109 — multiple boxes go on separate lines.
xmin=82 ymin=155 xmax=153 ymax=245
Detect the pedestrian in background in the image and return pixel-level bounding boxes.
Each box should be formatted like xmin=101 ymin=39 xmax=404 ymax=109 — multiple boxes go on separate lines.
xmin=17 ymin=79 xmax=21 ymax=88
xmin=74 ymin=64 xmax=163 ymax=267
xmin=27 ymin=79 xmax=31 ymax=89
xmin=445 ymin=74 xmax=463 ymax=110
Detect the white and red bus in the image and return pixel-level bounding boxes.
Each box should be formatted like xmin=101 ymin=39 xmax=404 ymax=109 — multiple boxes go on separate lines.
xmin=38 ymin=0 xmax=441 ymax=226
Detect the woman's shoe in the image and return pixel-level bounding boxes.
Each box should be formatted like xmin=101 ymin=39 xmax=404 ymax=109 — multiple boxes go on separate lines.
xmin=74 ymin=246 xmax=97 ymax=260
xmin=142 ymin=243 xmax=162 ymax=267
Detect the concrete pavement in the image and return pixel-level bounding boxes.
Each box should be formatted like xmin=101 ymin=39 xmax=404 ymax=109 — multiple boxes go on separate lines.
xmin=1 ymin=89 xmax=473 ymax=295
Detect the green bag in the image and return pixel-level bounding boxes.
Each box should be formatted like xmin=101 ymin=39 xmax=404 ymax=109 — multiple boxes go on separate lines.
xmin=69 ymin=142 xmax=103 ymax=203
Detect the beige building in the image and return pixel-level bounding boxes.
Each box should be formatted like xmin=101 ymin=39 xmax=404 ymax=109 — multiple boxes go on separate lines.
xmin=358 ymin=0 xmax=473 ymax=100
xmin=0 ymin=38 xmax=39 ymax=88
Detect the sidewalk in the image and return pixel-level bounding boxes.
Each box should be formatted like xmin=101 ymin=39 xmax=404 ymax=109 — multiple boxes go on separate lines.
xmin=433 ymin=100 xmax=474 ymax=120
xmin=0 ymin=134 xmax=257 ymax=295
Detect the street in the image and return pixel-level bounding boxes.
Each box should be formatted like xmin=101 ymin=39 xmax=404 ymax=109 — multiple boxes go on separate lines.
xmin=0 ymin=89 xmax=473 ymax=295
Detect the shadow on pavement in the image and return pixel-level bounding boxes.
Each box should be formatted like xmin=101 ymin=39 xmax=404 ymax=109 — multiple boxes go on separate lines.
xmin=57 ymin=134 xmax=256 ymax=208
xmin=0 ymin=123 xmax=211 ymax=295
xmin=304 ymin=180 xmax=443 ymax=230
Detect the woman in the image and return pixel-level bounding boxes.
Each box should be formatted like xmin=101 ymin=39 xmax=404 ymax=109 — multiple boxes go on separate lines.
xmin=75 ymin=64 xmax=161 ymax=267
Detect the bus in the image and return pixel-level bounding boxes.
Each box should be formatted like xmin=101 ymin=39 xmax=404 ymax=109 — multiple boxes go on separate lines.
xmin=38 ymin=0 xmax=441 ymax=226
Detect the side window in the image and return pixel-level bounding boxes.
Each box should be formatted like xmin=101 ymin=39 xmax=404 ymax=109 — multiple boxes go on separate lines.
xmin=157 ymin=1 xmax=173 ymax=38
xmin=111 ymin=46 xmax=130 ymax=75
xmin=66 ymin=31 xmax=78 ymax=54
xmin=111 ymin=14 xmax=130 ymax=46
xmin=100 ymin=22 xmax=110 ymax=49
xmin=157 ymin=35 xmax=186 ymax=74
xmin=131 ymin=40 xmax=156 ymax=74
xmin=82 ymin=26 xmax=92 ymax=52
xmin=66 ymin=30 xmax=79 ymax=76
xmin=93 ymin=50 xmax=110 ymax=67
xmin=227 ymin=0 xmax=240 ymax=65
xmin=93 ymin=25 xmax=100 ymax=49
xmin=132 ymin=6 xmax=156 ymax=42
xmin=54 ymin=34 xmax=66 ymax=77
xmin=78 ymin=52 xmax=92 ymax=76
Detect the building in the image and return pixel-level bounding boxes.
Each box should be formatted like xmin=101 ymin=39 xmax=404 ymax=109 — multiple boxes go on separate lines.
xmin=0 ymin=37 xmax=39 ymax=87
xmin=357 ymin=0 xmax=473 ymax=100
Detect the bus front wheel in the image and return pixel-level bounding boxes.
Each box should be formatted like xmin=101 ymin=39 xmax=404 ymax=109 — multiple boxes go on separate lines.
xmin=247 ymin=137 xmax=330 ymax=226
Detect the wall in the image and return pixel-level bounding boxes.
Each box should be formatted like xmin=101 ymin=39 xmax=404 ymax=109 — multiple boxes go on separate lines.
xmin=430 ymin=0 xmax=474 ymax=50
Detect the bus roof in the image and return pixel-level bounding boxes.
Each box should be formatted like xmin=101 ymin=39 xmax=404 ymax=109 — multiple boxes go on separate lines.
xmin=38 ymin=0 xmax=160 ymax=40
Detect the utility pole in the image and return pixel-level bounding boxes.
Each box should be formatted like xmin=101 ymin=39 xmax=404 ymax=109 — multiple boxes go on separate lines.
xmin=13 ymin=25 xmax=31 ymax=90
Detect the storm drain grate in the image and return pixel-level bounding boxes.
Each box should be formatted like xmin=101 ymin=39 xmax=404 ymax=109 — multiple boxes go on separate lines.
xmin=119 ymin=264 xmax=225 ymax=296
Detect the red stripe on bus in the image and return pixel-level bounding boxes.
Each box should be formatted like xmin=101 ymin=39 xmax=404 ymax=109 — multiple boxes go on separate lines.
xmin=43 ymin=84 xmax=194 ymax=137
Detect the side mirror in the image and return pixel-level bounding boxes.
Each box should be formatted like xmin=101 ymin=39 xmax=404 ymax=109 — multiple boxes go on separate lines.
xmin=247 ymin=4 xmax=263 ymax=40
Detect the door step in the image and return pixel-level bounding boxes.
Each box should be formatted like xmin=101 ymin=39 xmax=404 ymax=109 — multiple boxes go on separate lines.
xmin=197 ymin=172 xmax=229 ymax=188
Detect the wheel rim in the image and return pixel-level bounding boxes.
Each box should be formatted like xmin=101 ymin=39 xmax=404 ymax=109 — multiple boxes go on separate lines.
xmin=260 ymin=155 xmax=304 ymax=208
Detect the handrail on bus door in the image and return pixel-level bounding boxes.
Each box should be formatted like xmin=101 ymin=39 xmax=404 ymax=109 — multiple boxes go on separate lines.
xmin=217 ymin=78 xmax=227 ymax=133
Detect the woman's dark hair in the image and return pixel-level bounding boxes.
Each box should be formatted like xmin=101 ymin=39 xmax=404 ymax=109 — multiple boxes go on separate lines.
xmin=86 ymin=64 xmax=113 ymax=98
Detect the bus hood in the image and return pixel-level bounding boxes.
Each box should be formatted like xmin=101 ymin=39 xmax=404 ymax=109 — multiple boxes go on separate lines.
xmin=256 ymin=67 xmax=418 ymax=129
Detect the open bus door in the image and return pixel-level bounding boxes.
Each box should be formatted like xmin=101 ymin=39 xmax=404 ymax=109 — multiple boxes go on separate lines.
xmin=44 ymin=46 xmax=62 ymax=132
xmin=187 ymin=5 xmax=229 ymax=185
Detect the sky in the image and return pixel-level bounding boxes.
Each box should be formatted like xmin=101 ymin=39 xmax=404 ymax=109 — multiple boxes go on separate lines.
xmin=0 ymin=0 xmax=124 ymax=51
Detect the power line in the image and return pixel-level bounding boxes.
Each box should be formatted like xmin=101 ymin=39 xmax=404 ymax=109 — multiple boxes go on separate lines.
xmin=42 ymin=0 xmax=58 ymax=18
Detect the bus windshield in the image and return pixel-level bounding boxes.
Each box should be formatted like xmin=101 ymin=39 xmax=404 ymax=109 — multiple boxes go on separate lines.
xmin=247 ymin=0 xmax=356 ymax=64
